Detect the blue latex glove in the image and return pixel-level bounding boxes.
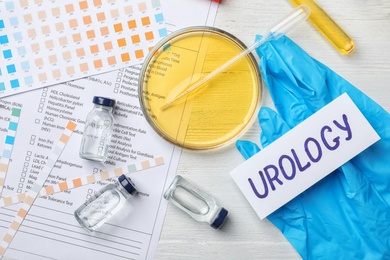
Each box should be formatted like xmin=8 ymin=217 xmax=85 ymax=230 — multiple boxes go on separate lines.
xmin=236 ymin=35 xmax=390 ymax=259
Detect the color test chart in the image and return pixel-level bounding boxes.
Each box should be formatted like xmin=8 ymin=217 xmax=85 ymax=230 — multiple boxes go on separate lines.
xmin=0 ymin=156 xmax=164 ymax=208
xmin=0 ymin=0 xmax=167 ymax=98
xmin=0 ymin=107 xmax=21 ymax=197
xmin=0 ymin=120 xmax=76 ymax=256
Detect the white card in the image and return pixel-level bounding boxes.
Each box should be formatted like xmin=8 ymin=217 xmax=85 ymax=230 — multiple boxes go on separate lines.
xmin=230 ymin=93 xmax=380 ymax=219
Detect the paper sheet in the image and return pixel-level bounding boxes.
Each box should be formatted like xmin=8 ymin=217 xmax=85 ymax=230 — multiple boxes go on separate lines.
xmin=0 ymin=0 xmax=166 ymax=98
xmin=0 ymin=0 xmax=219 ymax=259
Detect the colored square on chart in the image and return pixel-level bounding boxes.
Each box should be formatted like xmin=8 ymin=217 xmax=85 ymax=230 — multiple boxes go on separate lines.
xmin=41 ymin=25 xmax=51 ymax=35
xmin=3 ymin=49 xmax=13 ymax=59
xmin=11 ymin=107 xmax=21 ymax=117
xmin=0 ymin=35 xmax=9 ymax=44
xmin=52 ymin=69 xmax=61 ymax=78
xmin=35 ymin=0 xmax=43 ymax=4
xmin=94 ymin=59 xmax=103 ymax=69
xmin=24 ymin=76 xmax=33 ymax=85
xmin=96 ymin=12 xmax=106 ymax=22
xmin=110 ymin=9 xmax=119 ymax=18
xmin=73 ymin=178 xmax=82 ymax=188
xmin=20 ymin=0 xmax=29 ymax=7
xmin=24 ymin=14 xmax=33 ymax=23
xmin=45 ymin=40 xmax=54 ymax=49
xmin=0 ymin=20 xmax=5 ymax=29
xmin=66 ymin=66 xmax=75 ymax=75
xmin=21 ymin=61 xmax=30 ymax=70
xmin=128 ymin=20 xmax=137 ymax=29
xmin=31 ymin=43 xmax=40 ymax=52
xmin=151 ymin=0 xmax=161 ymax=8
xmin=93 ymin=0 xmax=102 ymax=6
xmin=131 ymin=35 xmax=140 ymax=44
xmin=35 ymin=58 xmax=44 ymax=67
xmin=79 ymin=1 xmax=88 ymax=10
xmin=6 ymin=64 xmax=16 ymax=73
xmin=90 ymin=44 xmax=99 ymax=54
xmin=155 ymin=13 xmax=164 ymax=23
xmin=65 ymin=4 xmax=74 ymax=13
xmin=127 ymin=164 xmax=136 ymax=173
xmin=76 ymin=48 xmax=85 ymax=57
xmin=69 ymin=19 xmax=78 ymax=28
xmin=56 ymin=22 xmax=64 ymax=31
xmin=49 ymin=54 xmax=58 ymax=64
xmin=27 ymin=28 xmax=37 ymax=38
xmin=13 ymin=32 xmax=23 ymax=41
xmin=38 ymin=10 xmax=47 ymax=20
xmin=114 ymin=23 xmax=123 ymax=33
xmin=17 ymin=46 xmax=26 ymax=56
xmin=121 ymin=53 xmax=130 ymax=62
xmin=159 ymin=28 xmax=167 ymax=37
xmin=100 ymin=26 xmax=109 ymax=36
xmin=0 ymin=83 xmax=5 ymax=91
xmin=80 ymin=62 xmax=89 ymax=72
xmin=62 ymin=51 xmax=71 ymax=60
xmin=145 ymin=31 xmax=154 ymax=40
xmin=2 ymin=149 xmax=11 ymax=159
xmin=135 ymin=49 xmax=144 ymax=59
xmin=107 ymin=56 xmax=116 ymax=65
xmin=18 ymin=208 xmax=27 ymax=218
xmin=5 ymin=2 xmax=15 ymax=11
xmin=124 ymin=6 xmax=133 ymax=15
xmin=10 ymin=79 xmax=20 ymax=88
xmin=86 ymin=30 xmax=95 ymax=39
xmin=72 ymin=33 xmax=82 ymax=42
xmin=138 ymin=2 xmax=147 ymax=11
xmin=45 ymin=186 xmax=54 ymax=195
xmin=117 ymin=38 xmax=127 ymax=47
xmin=83 ymin=15 xmax=92 ymax=25
xmin=52 ymin=7 xmax=61 ymax=17
xmin=58 ymin=133 xmax=70 ymax=145
xmin=141 ymin=17 xmax=150 ymax=26
xmin=38 ymin=72 xmax=47 ymax=81
xmin=104 ymin=41 xmax=113 ymax=50
xmin=9 ymin=17 xmax=19 ymax=26
xmin=59 ymin=36 xmax=68 ymax=46
xmin=0 ymin=69 xmax=2 ymax=76
xmin=3 ymin=234 xmax=13 ymax=244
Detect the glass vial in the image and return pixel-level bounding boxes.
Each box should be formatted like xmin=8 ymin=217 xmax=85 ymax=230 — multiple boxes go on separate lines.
xmin=164 ymin=175 xmax=228 ymax=229
xmin=79 ymin=96 xmax=116 ymax=162
xmin=74 ymin=175 xmax=137 ymax=232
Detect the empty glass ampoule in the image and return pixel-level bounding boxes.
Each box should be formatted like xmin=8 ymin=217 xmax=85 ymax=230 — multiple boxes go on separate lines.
xmin=164 ymin=175 xmax=228 ymax=229
xmin=74 ymin=175 xmax=137 ymax=232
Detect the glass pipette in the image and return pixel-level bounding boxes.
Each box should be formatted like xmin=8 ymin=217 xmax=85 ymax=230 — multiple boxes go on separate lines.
xmin=161 ymin=5 xmax=311 ymax=110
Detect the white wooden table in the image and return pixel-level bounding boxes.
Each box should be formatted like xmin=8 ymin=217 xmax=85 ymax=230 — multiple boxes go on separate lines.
xmin=155 ymin=0 xmax=390 ymax=259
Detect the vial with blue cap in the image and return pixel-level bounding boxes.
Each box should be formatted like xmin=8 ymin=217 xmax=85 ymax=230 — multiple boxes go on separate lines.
xmin=164 ymin=175 xmax=228 ymax=229
xmin=74 ymin=174 xmax=138 ymax=232
xmin=79 ymin=96 xmax=116 ymax=162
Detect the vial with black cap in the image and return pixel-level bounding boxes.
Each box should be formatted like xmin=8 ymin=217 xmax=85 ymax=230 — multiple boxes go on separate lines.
xmin=164 ymin=175 xmax=228 ymax=229
xmin=79 ymin=96 xmax=116 ymax=162
xmin=74 ymin=174 xmax=138 ymax=232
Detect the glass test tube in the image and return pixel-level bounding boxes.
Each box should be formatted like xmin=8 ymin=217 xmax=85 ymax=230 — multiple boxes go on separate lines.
xmin=290 ymin=0 xmax=355 ymax=54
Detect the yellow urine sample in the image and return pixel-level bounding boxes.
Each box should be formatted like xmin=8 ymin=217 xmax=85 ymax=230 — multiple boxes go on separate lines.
xmin=139 ymin=27 xmax=261 ymax=150
xmin=290 ymin=0 xmax=355 ymax=54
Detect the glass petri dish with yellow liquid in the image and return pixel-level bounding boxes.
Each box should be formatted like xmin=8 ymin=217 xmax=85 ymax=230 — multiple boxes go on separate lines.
xmin=139 ymin=26 xmax=262 ymax=150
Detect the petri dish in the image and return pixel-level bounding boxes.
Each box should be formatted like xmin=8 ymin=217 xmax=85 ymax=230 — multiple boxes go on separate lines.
xmin=139 ymin=26 xmax=262 ymax=150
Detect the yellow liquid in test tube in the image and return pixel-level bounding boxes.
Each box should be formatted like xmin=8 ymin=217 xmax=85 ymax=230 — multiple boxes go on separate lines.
xmin=290 ymin=0 xmax=355 ymax=54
